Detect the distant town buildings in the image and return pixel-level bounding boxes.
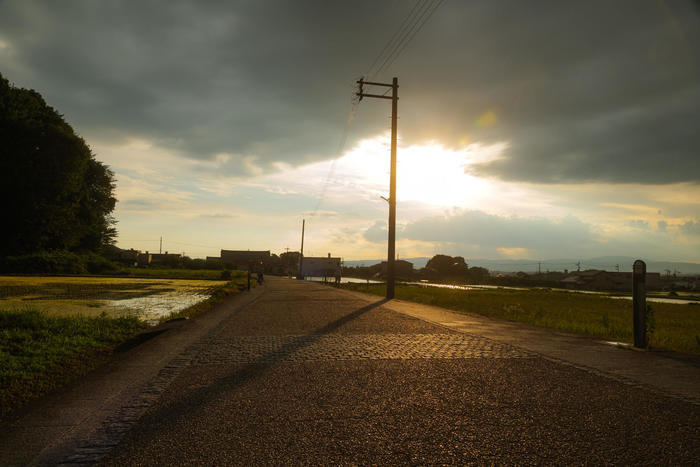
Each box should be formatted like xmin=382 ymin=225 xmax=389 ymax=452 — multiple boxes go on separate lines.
xmin=301 ymin=254 xmax=341 ymax=279
xmin=148 ymin=251 xmax=183 ymax=266
xmin=219 ymin=250 xmax=271 ymax=271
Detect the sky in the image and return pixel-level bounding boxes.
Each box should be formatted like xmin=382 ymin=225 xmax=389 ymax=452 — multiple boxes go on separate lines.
xmin=2 ymin=0 xmax=699 ymax=264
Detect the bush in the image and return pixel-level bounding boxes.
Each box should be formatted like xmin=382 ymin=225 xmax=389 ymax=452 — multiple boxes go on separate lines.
xmin=84 ymin=252 xmax=119 ymax=274
xmin=0 ymin=251 xmax=87 ymax=274
xmin=0 ymin=250 xmax=119 ymax=275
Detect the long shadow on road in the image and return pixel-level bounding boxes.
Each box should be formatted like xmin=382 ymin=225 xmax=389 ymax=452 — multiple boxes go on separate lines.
xmin=127 ymin=297 xmax=390 ymax=434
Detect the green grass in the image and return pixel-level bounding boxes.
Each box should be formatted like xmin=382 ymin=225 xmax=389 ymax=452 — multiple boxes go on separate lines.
xmin=0 ymin=270 xmax=256 ymax=417
xmin=343 ymin=284 xmax=700 ymax=355
xmin=0 ymin=309 xmax=145 ymax=417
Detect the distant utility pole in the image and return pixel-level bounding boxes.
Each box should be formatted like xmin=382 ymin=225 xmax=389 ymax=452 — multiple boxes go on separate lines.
xmin=297 ymin=219 xmax=305 ymax=280
xmin=356 ymin=76 xmax=399 ymax=300
xmin=160 ymin=236 xmax=162 ymax=254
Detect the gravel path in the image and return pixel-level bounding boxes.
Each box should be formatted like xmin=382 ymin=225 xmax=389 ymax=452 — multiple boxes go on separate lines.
xmin=100 ymin=277 xmax=699 ymax=465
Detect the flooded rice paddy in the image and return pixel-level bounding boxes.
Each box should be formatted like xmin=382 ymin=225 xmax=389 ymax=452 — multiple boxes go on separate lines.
xmin=0 ymin=276 xmax=228 ymax=324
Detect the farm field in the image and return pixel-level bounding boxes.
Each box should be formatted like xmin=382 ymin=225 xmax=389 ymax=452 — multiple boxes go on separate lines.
xmin=0 ymin=273 xmax=249 ymax=416
xmin=0 ymin=275 xmax=229 ymax=324
xmin=343 ymin=283 xmax=700 ymax=355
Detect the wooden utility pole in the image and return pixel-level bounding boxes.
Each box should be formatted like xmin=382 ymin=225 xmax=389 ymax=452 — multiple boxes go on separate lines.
xmin=356 ymin=77 xmax=399 ymax=299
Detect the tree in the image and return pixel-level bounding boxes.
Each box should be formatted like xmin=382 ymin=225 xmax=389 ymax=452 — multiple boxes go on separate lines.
xmin=280 ymin=251 xmax=301 ymax=274
xmin=467 ymin=266 xmax=489 ymax=282
xmin=0 ymin=73 xmax=117 ymax=256
xmin=424 ymin=254 xmax=469 ymax=280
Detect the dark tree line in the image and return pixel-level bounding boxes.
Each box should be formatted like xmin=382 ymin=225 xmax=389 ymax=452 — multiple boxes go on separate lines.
xmin=0 ymin=73 xmax=117 ymax=257
xmin=342 ymin=254 xmax=491 ymax=283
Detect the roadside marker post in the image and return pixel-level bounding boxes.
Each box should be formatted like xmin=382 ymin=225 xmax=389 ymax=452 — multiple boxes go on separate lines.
xmin=633 ymin=259 xmax=647 ymax=348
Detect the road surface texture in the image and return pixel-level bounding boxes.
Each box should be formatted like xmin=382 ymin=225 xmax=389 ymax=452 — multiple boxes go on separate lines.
xmin=1 ymin=277 xmax=698 ymax=465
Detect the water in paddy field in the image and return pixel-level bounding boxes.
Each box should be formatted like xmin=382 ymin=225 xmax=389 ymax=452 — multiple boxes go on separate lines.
xmin=406 ymin=281 xmax=700 ymax=305
xmin=105 ymin=290 xmax=213 ymax=325
xmin=609 ymin=296 xmax=700 ymax=305
xmin=0 ymin=276 xmax=227 ymax=325
xmin=304 ymin=277 xmax=383 ymax=284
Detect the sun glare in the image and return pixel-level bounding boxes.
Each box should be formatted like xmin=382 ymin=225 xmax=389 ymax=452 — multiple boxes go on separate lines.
xmin=396 ymin=143 xmax=494 ymax=206
xmin=331 ymin=135 xmax=505 ymax=208
xmin=259 ymin=134 xmax=509 ymax=211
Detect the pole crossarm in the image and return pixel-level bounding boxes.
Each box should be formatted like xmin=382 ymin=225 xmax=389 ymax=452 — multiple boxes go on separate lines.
xmin=356 ymin=77 xmax=399 ymax=102
xmin=357 ymin=79 xmax=394 ymax=87
xmin=356 ymin=92 xmax=394 ymax=100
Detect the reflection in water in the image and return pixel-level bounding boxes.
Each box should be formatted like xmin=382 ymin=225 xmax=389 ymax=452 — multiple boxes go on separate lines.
xmin=105 ymin=287 xmax=217 ymax=324
xmin=304 ymin=276 xmax=382 ymax=284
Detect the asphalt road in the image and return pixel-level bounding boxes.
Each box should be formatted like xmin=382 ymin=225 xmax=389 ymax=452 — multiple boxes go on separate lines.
xmin=98 ymin=277 xmax=698 ymax=465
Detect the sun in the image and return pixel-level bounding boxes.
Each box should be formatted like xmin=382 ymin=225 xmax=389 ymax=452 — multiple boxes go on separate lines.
xmin=317 ymin=135 xmax=504 ymax=208
xmin=395 ymin=142 xmax=495 ymax=207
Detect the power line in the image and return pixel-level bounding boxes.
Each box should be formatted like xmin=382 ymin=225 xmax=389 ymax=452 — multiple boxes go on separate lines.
xmin=365 ymin=0 xmax=426 ymax=78
xmin=307 ymin=85 xmax=361 ymax=223
xmin=369 ymin=0 xmax=434 ymax=78
xmin=373 ymin=0 xmax=444 ymax=77
xmin=307 ymin=1 xmax=444 ymax=233
xmin=368 ymin=0 xmax=445 ymax=79
xmin=312 ymin=0 xmax=445 ymax=221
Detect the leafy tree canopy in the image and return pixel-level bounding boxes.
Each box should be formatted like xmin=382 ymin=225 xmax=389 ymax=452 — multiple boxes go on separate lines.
xmin=0 ymin=73 xmax=117 ymax=256
xmin=425 ymin=254 xmax=469 ymax=278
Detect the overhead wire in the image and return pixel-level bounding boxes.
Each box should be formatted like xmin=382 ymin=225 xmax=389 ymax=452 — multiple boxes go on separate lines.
xmin=307 ymin=84 xmax=361 ymax=223
xmin=364 ymin=0 xmax=426 ymax=78
xmin=377 ymin=0 xmax=445 ymax=75
xmin=371 ymin=0 xmax=437 ymax=78
xmin=305 ymin=0 xmax=445 ymax=232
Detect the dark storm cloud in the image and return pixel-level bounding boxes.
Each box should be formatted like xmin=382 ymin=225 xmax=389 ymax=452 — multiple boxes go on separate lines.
xmin=679 ymin=220 xmax=700 ymax=237
xmin=397 ymin=211 xmax=595 ymax=253
xmin=364 ymin=220 xmax=388 ymax=243
xmin=1 ymin=0 xmax=698 ymax=182
xmin=0 ymin=0 xmax=394 ymax=168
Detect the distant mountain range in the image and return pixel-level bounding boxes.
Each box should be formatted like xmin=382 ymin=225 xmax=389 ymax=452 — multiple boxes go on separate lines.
xmin=343 ymin=256 xmax=700 ymax=275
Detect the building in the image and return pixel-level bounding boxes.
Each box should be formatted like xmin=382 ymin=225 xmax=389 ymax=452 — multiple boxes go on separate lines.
xmin=220 ymin=250 xmax=270 ymax=271
xmin=148 ymin=251 xmax=183 ymax=266
xmin=136 ymin=252 xmax=151 ymax=267
xmin=106 ymin=247 xmax=141 ymax=266
xmin=301 ymin=254 xmax=341 ymax=279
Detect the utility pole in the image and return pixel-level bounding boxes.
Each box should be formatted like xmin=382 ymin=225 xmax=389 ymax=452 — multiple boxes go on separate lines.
xmin=297 ymin=219 xmax=305 ymax=280
xmin=356 ymin=76 xmax=399 ymax=299
xmin=159 ymin=236 xmax=162 ymax=254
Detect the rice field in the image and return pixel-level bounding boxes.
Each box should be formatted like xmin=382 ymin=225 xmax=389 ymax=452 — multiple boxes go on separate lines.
xmin=343 ymin=283 xmax=700 ymax=355
xmin=0 ymin=276 xmax=229 ymax=324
